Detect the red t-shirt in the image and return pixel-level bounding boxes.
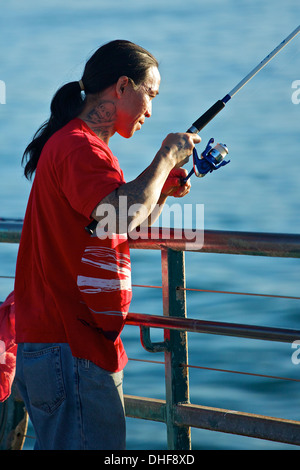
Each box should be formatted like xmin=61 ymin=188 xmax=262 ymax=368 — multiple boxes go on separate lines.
xmin=15 ymin=118 xmax=131 ymax=372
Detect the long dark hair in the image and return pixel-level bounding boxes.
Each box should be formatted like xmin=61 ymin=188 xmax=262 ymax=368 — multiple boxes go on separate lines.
xmin=22 ymin=40 xmax=158 ymax=180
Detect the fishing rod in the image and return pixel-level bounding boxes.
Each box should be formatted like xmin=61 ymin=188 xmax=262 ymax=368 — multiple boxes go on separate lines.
xmin=183 ymin=24 xmax=300 ymax=183
xmin=85 ymin=25 xmax=300 ymax=235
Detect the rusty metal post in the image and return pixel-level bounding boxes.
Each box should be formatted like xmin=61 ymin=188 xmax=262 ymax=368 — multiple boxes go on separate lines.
xmin=0 ymin=385 xmax=28 ymax=450
xmin=161 ymin=248 xmax=191 ymax=450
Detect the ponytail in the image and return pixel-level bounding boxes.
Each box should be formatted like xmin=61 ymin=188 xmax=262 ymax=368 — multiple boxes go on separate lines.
xmin=22 ymin=81 xmax=84 ymax=180
xmin=22 ymin=40 xmax=158 ymax=180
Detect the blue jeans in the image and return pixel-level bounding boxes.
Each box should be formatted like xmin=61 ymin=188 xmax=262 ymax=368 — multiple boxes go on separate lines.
xmin=15 ymin=343 xmax=126 ymax=450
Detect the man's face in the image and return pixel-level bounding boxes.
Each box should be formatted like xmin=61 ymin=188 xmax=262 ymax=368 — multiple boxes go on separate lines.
xmin=116 ymin=66 xmax=161 ymax=138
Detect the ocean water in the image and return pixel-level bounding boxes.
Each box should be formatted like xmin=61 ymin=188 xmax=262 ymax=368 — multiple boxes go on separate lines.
xmin=0 ymin=0 xmax=300 ymax=450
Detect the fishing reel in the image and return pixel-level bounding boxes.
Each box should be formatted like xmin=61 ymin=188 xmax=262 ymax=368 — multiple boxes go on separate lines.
xmin=183 ymin=138 xmax=230 ymax=183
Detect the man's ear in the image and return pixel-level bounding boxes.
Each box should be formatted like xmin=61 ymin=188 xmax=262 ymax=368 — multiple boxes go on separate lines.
xmin=116 ymin=76 xmax=130 ymax=98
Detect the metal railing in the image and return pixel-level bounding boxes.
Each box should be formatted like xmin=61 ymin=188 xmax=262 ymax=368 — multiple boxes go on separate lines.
xmin=1 ymin=219 xmax=300 ymax=450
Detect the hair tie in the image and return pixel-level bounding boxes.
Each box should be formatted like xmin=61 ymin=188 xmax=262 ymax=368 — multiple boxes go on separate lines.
xmin=78 ymin=79 xmax=85 ymax=92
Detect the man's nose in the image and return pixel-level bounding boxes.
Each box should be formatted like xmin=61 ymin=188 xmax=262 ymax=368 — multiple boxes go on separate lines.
xmin=145 ymin=101 xmax=152 ymax=118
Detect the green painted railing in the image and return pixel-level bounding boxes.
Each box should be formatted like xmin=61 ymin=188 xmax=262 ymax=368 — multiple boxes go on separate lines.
xmin=1 ymin=219 xmax=300 ymax=450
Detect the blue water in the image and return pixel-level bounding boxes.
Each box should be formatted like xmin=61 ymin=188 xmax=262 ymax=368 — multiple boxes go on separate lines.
xmin=0 ymin=0 xmax=300 ymax=450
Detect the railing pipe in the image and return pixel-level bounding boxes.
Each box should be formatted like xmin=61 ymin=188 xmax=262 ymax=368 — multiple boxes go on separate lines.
xmin=1 ymin=220 xmax=300 ymax=258
xmin=128 ymin=228 xmax=300 ymax=257
xmin=126 ymin=312 xmax=300 ymax=343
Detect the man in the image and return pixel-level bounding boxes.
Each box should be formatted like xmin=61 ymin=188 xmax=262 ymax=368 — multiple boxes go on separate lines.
xmin=15 ymin=40 xmax=200 ymax=450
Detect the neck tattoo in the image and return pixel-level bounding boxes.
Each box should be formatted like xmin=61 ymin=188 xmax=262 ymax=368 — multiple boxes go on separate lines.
xmin=83 ymin=100 xmax=116 ymax=142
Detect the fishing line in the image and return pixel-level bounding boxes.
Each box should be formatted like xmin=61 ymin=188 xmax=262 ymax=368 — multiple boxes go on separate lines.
xmin=183 ymin=25 xmax=300 ymax=183
xmin=187 ymin=25 xmax=300 ymax=134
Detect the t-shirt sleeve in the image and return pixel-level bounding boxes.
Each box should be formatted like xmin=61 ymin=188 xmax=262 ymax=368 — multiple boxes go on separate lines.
xmin=55 ymin=143 xmax=125 ymax=220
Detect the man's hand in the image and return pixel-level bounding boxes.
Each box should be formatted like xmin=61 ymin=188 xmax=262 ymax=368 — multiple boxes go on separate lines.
xmin=161 ymin=168 xmax=191 ymax=198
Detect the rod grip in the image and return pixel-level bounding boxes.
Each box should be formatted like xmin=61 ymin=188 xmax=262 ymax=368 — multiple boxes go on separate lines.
xmin=85 ymin=219 xmax=98 ymax=234
xmin=187 ymin=100 xmax=226 ymax=133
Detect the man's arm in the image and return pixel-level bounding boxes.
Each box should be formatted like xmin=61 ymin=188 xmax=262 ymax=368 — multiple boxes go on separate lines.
xmin=91 ymin=132 xmax=200 ymax=233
